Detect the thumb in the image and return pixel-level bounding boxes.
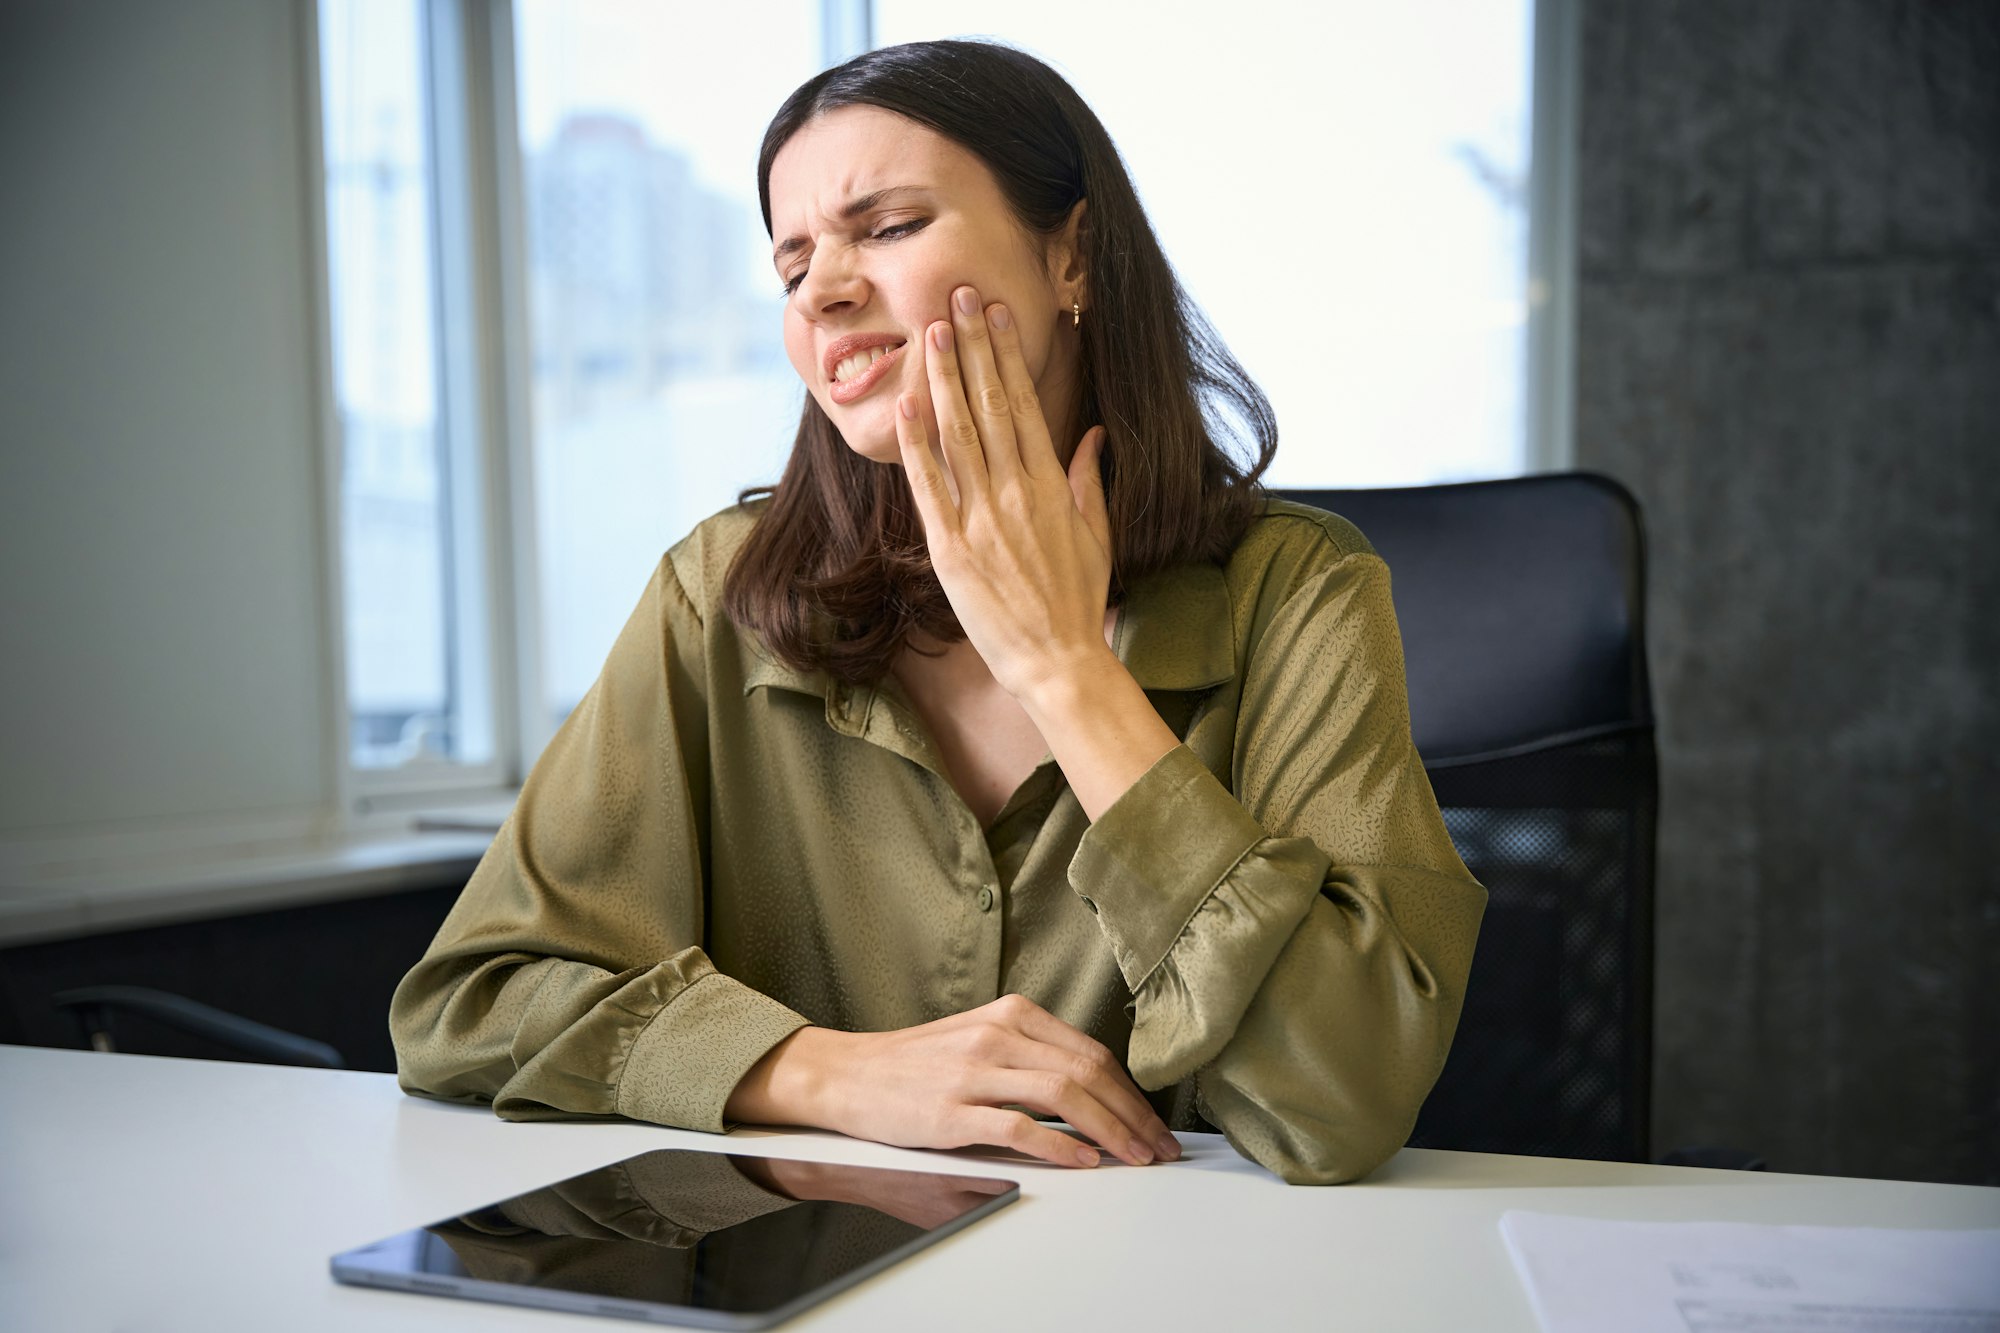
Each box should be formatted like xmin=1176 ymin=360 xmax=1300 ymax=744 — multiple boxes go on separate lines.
xmin=1067 ymin=427 xmax=1110 ymax=545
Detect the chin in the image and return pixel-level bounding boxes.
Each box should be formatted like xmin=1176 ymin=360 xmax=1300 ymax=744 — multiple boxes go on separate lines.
xmin=820 ymin=401 xmax=903 ymax=465
xmin=841 ymin=434 xmax=904 ymax=466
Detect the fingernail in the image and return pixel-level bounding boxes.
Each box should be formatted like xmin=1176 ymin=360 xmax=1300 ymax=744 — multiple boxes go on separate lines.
xmin=1129 ymin=1139 xmax=1154 ymax=1166
xmin=989 ymin=303 xmax=1011 ymax=330
xmin=932 ymin=322 xmax=953 ymax=351
xmin=1075 ymin=1146 xmax=1100 ymax=1168
xmin=954 ymin=287 xmax=979 ymax=315
xmin=1155 ymin=1133 xmax=1181 ymax=1161
xmin=898 ymin=394 xmax=916 ymax=420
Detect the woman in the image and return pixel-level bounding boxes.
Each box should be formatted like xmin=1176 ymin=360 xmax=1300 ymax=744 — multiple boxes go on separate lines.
xmin=391 ymin=40 xmax=1485 ymax=1186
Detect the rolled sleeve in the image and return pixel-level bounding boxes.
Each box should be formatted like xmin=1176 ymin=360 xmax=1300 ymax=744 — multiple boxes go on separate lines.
xmin=1066 ymin=745 xmax=1269 ymax=989
xmin=1072 ymin=545 xmax=1486 ymax=1182
xmin=391 ymin=550 xmax=809 ymax=1136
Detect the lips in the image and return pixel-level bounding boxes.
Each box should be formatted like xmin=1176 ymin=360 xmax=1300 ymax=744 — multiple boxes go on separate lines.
xmin=824 ymin=332 xmax=908 ymax=406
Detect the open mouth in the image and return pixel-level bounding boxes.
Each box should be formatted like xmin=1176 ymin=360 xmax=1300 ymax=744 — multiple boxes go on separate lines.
xmin=828 ymin=341 xmax=907 ymax=406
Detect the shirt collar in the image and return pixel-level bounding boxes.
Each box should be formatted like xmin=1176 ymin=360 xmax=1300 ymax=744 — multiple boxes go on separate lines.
xmin=740 ymin=558 xmax=1236 ymax=703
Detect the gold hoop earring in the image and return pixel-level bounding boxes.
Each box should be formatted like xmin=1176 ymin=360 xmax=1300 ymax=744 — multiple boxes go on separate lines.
xmin=1072 ymin=301 xmax=1081 ymax=329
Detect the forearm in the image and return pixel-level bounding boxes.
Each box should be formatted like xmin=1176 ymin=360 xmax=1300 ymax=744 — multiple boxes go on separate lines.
xmin=1062 ymin=735 xmax=1485 ymax=1183
xmin=1188 ymin=869 xmax=1484 ymax=1183
xmin=393 ymin=940 xmax=810 ymax=1132
xmin=1019 ymin=645 xmax=1181 ymax=823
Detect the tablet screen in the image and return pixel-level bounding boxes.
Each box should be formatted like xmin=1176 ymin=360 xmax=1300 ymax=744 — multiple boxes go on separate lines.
xmin=331 ymin=1148 xmax=1019 ymax=1329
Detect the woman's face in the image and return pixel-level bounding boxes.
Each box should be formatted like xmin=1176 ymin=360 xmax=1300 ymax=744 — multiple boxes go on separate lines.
xmin=768 ymin=105 xmax=1082 ymax=466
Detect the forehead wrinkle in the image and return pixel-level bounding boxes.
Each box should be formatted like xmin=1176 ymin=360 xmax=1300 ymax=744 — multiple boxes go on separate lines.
xmin=768 ymin=108 xmax=968 ymax=264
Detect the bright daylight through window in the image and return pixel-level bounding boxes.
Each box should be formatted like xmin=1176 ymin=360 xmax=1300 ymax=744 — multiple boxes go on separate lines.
xmin=876 ymin=0 xmax=1537 ymax=491
xmin=511 ymin=0 xmax=1537 ymax=735
xmin=319 ymin=0 xmax=1538 ymax=778
xmin=319 ymin=0 xmax=495 ymax=774
xmin=513 ymin=1 xmax=829 ymax=730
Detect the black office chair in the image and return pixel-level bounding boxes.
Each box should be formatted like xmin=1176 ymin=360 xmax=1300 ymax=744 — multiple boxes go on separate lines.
xmin=54 ymin=985 xmax=345 ymax=1069
xmin=1280 ymin=475 xmax=1656 ymax=1162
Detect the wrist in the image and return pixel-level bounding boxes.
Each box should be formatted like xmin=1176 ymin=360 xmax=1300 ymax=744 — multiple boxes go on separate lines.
xmin=1016 ymin=642 xmax=1124 ymax=723
xmin=725 ymin=1026 xmax=846 ymax=1129
xmin=1018 ymin=647 xmax=1182 ymax=823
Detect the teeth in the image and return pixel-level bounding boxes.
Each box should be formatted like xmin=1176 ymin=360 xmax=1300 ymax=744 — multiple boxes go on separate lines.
xmin=833 ymin=343 xmax=899 ymax=383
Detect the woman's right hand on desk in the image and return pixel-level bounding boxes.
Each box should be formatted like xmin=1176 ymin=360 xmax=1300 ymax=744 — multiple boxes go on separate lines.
xmin=724 ymin=993 xmax=1180 ymax=1170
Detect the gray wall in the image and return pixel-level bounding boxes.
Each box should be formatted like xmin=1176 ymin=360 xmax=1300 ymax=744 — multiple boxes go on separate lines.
xmin=0 ymin=0 xmax=335 ymax=837
xmin=1576 ymin=1 xmax=1998 ymax=1185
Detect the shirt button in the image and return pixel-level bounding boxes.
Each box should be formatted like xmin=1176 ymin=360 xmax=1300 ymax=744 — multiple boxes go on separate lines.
xmin=977 ymin=886 xmax=995 ymax=912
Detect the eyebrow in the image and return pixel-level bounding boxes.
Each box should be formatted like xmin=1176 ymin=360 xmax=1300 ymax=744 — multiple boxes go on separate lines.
xmin=772 ymin=186 xmax=931 ymax=265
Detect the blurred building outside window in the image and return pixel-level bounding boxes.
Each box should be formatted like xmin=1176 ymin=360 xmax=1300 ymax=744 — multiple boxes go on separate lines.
xmin=511 ymin=0 xmax=826 ymax=729
xmin=319 ymin=0 xmax=498 ymax=776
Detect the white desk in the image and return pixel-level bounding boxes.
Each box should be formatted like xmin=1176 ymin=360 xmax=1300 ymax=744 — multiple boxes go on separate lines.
xmin=2 ymin=1045 xmax=1994 ymax=1332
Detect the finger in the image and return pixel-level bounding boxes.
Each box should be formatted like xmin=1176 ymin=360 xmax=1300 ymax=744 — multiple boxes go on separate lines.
xmin=1008 ymin=1028 xmax=1177 ymax=1163
xmin=993 ymin=995 xmax=1146 ymax=1101
xmin=984 ymin=301 xmax=1060 ymax=480
xmin=896 ymin=391 xmax=960 ymax=540
xmin=976 ymin=1067 xmax=1155 ymax=1166
xmin=924 ymin=319 xmax=989 ymax=504
xmin=989 ymin=1030 xmax=1170 ymax=1165
xmin=949 ymin=286 xmax=1023 ymax=486
xmin=961 ymin=1106 xmax=1104 ymax=1170
xmin=995 ymin=997 xmax=1177 ymax=1157
xmin=1067 ymin=426 xmax=1113 ymax=553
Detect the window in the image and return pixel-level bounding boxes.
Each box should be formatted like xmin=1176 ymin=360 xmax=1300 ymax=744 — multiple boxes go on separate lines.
xmin=875 ymin=0 xmax=1540 ymax=488
xmin=317 ymin=0 xmax=499 ymax=784
xmin=313 ymin=0 xmax=1565 ymax=799
xmin=511 ymin=1 xmax=846 ymax=732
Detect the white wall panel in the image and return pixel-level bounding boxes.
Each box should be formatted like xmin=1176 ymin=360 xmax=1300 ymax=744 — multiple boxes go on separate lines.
xmin=0 ymin=0 xmax=333 ymax=834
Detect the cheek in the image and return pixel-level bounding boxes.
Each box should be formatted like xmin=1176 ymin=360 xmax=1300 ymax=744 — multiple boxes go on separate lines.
xmin=1012 ymin=322 xmax=1056 ymax=388
xmin=782 ymin=312 xmax=813 ymax=381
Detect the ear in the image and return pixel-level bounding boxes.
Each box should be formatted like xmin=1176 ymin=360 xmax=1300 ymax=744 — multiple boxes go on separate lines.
xmin=1048 ymin=199 xmax=1089 ymax=309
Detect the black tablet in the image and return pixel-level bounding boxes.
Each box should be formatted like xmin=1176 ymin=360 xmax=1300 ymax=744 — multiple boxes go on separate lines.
xmin=330 ymin=1147 xmax=1019 ymax=1328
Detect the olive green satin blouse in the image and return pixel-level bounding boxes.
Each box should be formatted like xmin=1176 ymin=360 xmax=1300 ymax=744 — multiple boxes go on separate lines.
xmin=389 ymin=497 xmax=1486 ymax=1185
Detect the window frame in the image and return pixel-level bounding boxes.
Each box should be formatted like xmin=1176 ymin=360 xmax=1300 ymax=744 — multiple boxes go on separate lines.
xmin=307 ymin=0 xmax=526 ymax=815
xmin=1526 ymin=0 xmax=1581 ymax=474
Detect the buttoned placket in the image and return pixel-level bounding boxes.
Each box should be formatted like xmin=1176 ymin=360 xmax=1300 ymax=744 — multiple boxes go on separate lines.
xmin=823 ymin=678 xmax=1008 ymax=1011
xmin=741 ymin=559 xmax=1241 ymax=1016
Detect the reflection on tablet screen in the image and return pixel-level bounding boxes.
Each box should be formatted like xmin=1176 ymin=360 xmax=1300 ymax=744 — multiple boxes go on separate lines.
xmin=330 ymin=1148 xmax=1019 ymax=1329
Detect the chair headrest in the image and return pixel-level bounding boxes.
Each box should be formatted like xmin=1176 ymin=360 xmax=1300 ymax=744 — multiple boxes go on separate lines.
xmin=1278 ymin=474 xmax=1651 ymax=765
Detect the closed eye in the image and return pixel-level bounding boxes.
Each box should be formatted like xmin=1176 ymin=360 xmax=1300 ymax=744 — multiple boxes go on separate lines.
xmin=869 ymin=217 xmax=929 ymax=242
xmin=779 ymin=217 xmax=931 ymax=299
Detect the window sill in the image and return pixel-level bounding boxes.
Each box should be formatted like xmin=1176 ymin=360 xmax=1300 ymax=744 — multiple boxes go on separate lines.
xmin=0 ymin=797 xmax=516 ymax=949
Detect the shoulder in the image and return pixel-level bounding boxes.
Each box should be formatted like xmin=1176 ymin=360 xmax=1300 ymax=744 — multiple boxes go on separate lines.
xmin=1220 ymin=495 xmax=1385 ymax=612
xmin=1244 ymin=495 xmax=1377 ymax=560
xmin=662 ymin=495 xmax=774 ymax=620
xmin=1204 ymin=499 xmax=1411 ymax=696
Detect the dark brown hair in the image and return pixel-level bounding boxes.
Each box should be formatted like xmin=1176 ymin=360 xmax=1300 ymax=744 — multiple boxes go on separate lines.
xmin=723 ymin=39 xmax=1277 ymax=683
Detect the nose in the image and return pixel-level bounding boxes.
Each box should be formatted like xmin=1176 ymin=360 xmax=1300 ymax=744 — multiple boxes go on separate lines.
xmin=796 ymin=243 xmax=866 ymax=319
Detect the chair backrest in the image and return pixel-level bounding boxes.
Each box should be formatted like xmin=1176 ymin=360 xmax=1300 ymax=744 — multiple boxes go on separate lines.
xmin=1279 ymin=475 xmax=1656 ymax=1162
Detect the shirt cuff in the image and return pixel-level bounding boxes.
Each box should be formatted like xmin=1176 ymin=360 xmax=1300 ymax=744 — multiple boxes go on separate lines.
xmin=1066 ymin=744 xmax=1268 ymax=991
xmin=614 ymin=972 xmax=812 ymax=1135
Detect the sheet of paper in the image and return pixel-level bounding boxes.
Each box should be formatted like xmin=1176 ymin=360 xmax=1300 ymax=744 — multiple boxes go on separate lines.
xmin=1500 ymin=1209 xmax=2000 ymax=1333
